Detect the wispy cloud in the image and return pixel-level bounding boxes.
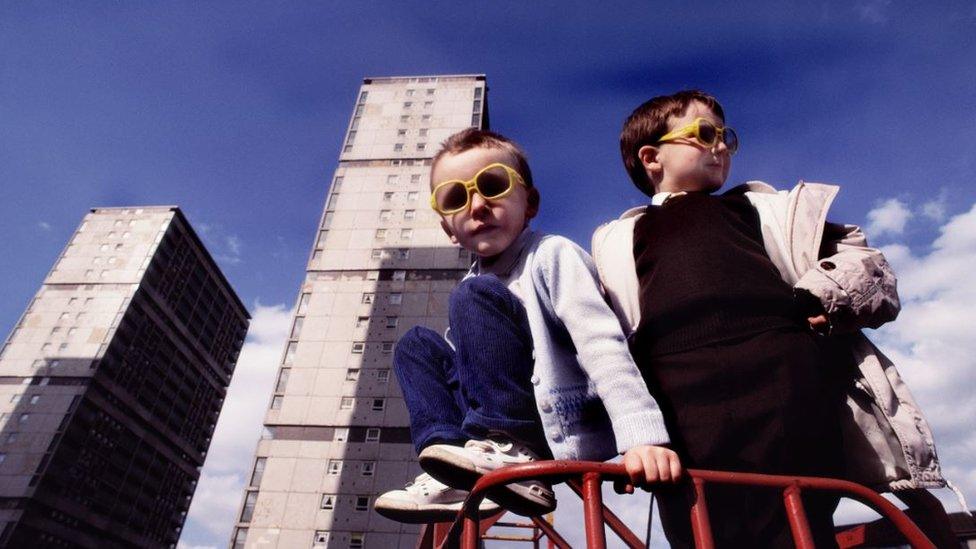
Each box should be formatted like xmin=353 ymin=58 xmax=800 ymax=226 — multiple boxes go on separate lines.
xmin=37 ymin=221 xmax=51 ymax=231
xmin=180 ymin=303 xmax=292 ymax=545
xmin=855 ymin=0 xmax=893 ymax=24
xmin=921 ymin=191 xmax=949 ymax=223
xmin=866 ymin=197 xmax=912 ymax=237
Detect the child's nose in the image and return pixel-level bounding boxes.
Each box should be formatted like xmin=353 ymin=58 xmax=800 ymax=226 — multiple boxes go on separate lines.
xmin=470 ymin=192 xmax=489 ymax=213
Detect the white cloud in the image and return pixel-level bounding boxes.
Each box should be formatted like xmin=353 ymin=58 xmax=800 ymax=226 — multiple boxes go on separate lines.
xmin=37 ymin=221 xmax=51 ymax=231
xmin=180 ymin=303 xmax=292 ymax=545
xmin=866 ymin=197 xmax=912 ymax=237
xmin=920 ymin=191 xmax=948 ymax=223
xmin=227 ymin=235 xmax=242 ymax=256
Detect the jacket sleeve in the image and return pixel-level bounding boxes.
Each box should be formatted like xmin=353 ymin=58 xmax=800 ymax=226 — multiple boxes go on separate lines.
xmin=534 ymin=237 xmax=670 ymax=452
xmin=793 ymin=222 xmax=900 ymax=333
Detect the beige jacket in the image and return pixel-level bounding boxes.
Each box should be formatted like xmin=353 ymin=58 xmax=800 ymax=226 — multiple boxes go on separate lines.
xmin=591 ymin=181 xmax=944 ymax=491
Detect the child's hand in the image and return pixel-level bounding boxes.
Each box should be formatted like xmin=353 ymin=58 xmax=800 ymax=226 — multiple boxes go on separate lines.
xmin=808 ymin=314 xmax=830 ymax=334
xmin=615 ymin=445 xmax=682 ymax=493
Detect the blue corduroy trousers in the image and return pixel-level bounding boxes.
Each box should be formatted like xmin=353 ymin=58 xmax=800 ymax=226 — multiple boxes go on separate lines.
xmin=393 ymin=275 xmax=549 ymax=456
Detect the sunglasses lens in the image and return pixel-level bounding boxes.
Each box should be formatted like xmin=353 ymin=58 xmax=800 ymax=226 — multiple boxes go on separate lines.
xmin=724 ymin=128 xmax=739 ymax=154
xmin=475 ymin=166 xmax=512 ymax=198
xmin=696 ymin=121 xmax=718 ymax=146
xmin=435 ymin=182 xmax=469 ymax=212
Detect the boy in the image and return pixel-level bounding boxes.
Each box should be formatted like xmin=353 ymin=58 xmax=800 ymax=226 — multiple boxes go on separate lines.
xmin=374 ymin=129 xmax=681 ymax=523
xmin=592 ymin=90 xmax=948 ymax=547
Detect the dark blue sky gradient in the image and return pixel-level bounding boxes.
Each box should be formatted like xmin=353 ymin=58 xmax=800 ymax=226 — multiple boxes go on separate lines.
xmin=3 ymin=0 xmax=975 ymax=346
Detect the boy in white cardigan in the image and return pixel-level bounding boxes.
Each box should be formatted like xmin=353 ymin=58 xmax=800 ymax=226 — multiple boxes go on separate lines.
xmin=374 ymin=129 xmax=680 ymax=523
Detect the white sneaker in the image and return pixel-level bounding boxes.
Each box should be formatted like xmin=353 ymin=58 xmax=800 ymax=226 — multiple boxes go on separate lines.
xmin=419 ymin=436 xmax=556 ymax=517
xmin=373 ymin=472 xmax=501 ymax=523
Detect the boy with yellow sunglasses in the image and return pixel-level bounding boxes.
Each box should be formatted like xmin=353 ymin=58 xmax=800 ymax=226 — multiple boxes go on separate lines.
xmin=374 ymin=128 xmax=680 ymax=522
xmin=592 ymin=90 xmax=951 ymax=546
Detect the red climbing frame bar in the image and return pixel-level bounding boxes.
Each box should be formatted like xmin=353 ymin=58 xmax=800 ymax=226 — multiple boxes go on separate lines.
xmin=442 ymin=461 xmax=935 ymax=549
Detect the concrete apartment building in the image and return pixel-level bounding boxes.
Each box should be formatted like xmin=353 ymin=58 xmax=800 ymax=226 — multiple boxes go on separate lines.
xmin=232 ymin=74 xmax=486 ymax=548
xmin=0 ymin=207 xmax=249 ymax=547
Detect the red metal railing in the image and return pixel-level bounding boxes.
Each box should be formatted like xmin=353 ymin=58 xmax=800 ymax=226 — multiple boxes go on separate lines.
xmin=436 ymin=460 xmax=935 ymax=549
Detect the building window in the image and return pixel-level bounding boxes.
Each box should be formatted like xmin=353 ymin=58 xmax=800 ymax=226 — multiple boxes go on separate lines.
xmin=381 ymin=342 xmax=394 ymax=353
xmin=423 ymin=101 xmax=433 ymax=109
xmin=298 ymin=292 xmax=311 ymax=314
xmin=313 ymin=531 xmax=330 ymax=548
xmin=379 ymin=210 xmax=392 ymax=221
xmin=250 ymin=458 xmax=267 ymax=487
xmin=351 ymin=342 xmax=365 ymax=354
xmin=405 ymin=89 xmax=414 ymax=97
xmin=240 ymin=491 xmax=258 ymax=522
xmin=355 ymin=316 xmax=369 ymax=328
xmin=374 ymin=228 xmax=387 ymax=241
xmin=365 ymin=428 xmax=381 ymax=442
xmin=18 ymin=414 xmax=29 ymax=424
xmin=475 ymin=87 xmax=483 ymax=99
xmin=397 ymin=248 xmax=409 ymax=260
xmin=397 ymin=129 xmax=406 ymax=137
xmin=386 ymin=316 xmax=398 ymax=329
xmin=362 ymin=293 xmax=374 ymax=304
xmin=270 ymin=395 xmax=283 ymax=409
xmin=383 ymin=191 xmax=394 ymax=201
xmin=370 ymin=249 xmax=382 ymax=260
xmin=426 ymin=88 xmax=435 ymax=96
xmin=416 ymin=143 xmax=426 ymax=151
xmin=389 ymin=293 xmax=402 ymax=305
xmin=399 ymin=115 xmax=408 ymax=123
xmin=377 ymin=370 xmax=391 ymax=383
xmin=283 ymin=341 xmax=297 ymax=364
xmin=355 ymin=496 xmax=370 ymax=511
xmin=29 ymin=395 xmax=40 ymax=405
xmin=410 ymin=174 xmax=421 ymax=184
xmin=334 ymin=428 xmax=348 ymax=442
xmin=418 ymin=129 xmax=428 ymax=138
xmin=321 ymin=494 xmax=336 ymax=509
xmin=233 ymin=528 xmax=248 ymax=549
xmin=275 ymin=368 xmax=290 ymax=393
xmin=340 ymin=397 xmax=354 ymax=410
xmin=403 ymin=101 xmax=412 ymax=109
xmin=350 ymin=533 xmax=365 ymax=549
xmin=358 ymin=91 xmax=368 ymax=102
xmin=421 ymin=114 xmax=431 ymax=123
xmin=403 ymin=210 xmax=416 ymax=220
xmin=371 ymin=399 xmax=385 ymax=411
xmin=361 ymin=461 xmax=375 ymax=476
xmin=400 ymin=228 xmax=413 ymax=240
xmin=328 ymin=460 xmax=342 ymax=475
xmin=394 ymin=143 xmax=403 ymax=152
xmin=290 ymin=317 xmax=304 ymax=339
xmin=345 ymin=369 xmax=360 ymax=382
xmin=393 ymin=270 xmax=406 ymax=281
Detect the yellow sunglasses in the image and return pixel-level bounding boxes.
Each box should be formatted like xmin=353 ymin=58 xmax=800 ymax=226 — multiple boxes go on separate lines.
xmin=657 ymin=117 xmax=739 ymax=154
xmin=429 ymin=163 xmax=526 ymax=215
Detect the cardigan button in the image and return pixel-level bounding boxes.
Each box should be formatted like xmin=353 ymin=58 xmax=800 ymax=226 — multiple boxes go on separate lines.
xmin=550 ymin=432 xmax=563 ymax=442
xmin=540 ymin=401 xmax=552 ymax=413
xmin=820 ymin=261 xmax=836 ymax=271
xmin=530 ymin=375 xmax=540 ymax=385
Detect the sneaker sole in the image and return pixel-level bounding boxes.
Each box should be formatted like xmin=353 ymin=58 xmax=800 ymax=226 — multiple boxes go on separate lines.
xmin=419 ymin=447 xmax=556 ymax=517
xmin=373 ymin=499 xmax=501 ymax=524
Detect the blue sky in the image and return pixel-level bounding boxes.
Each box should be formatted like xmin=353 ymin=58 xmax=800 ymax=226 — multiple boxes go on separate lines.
xmin=3 ymin=2 xmax=976 ymax=547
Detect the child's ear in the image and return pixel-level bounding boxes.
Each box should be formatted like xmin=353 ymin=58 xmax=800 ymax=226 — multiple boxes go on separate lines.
xmin=637 ymin=145 xmax=661 ymax=176
xmin=525 ymin=187 xmax=540 ymax=220
xmin=439 ymin=218 xmax=459 ymax=244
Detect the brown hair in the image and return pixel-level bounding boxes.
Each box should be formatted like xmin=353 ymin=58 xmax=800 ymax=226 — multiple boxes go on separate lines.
xmin=619 ymin=90 xmax=725 ymax=194
xmin=431 ymin=128 xmax=534 ymax=188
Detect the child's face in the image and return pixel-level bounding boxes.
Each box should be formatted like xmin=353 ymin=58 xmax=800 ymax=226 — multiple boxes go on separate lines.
xmin=431 ymin=147 xmax=539 ymax=259
xmin=642 ymin=101 xmax=732 ymax=194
